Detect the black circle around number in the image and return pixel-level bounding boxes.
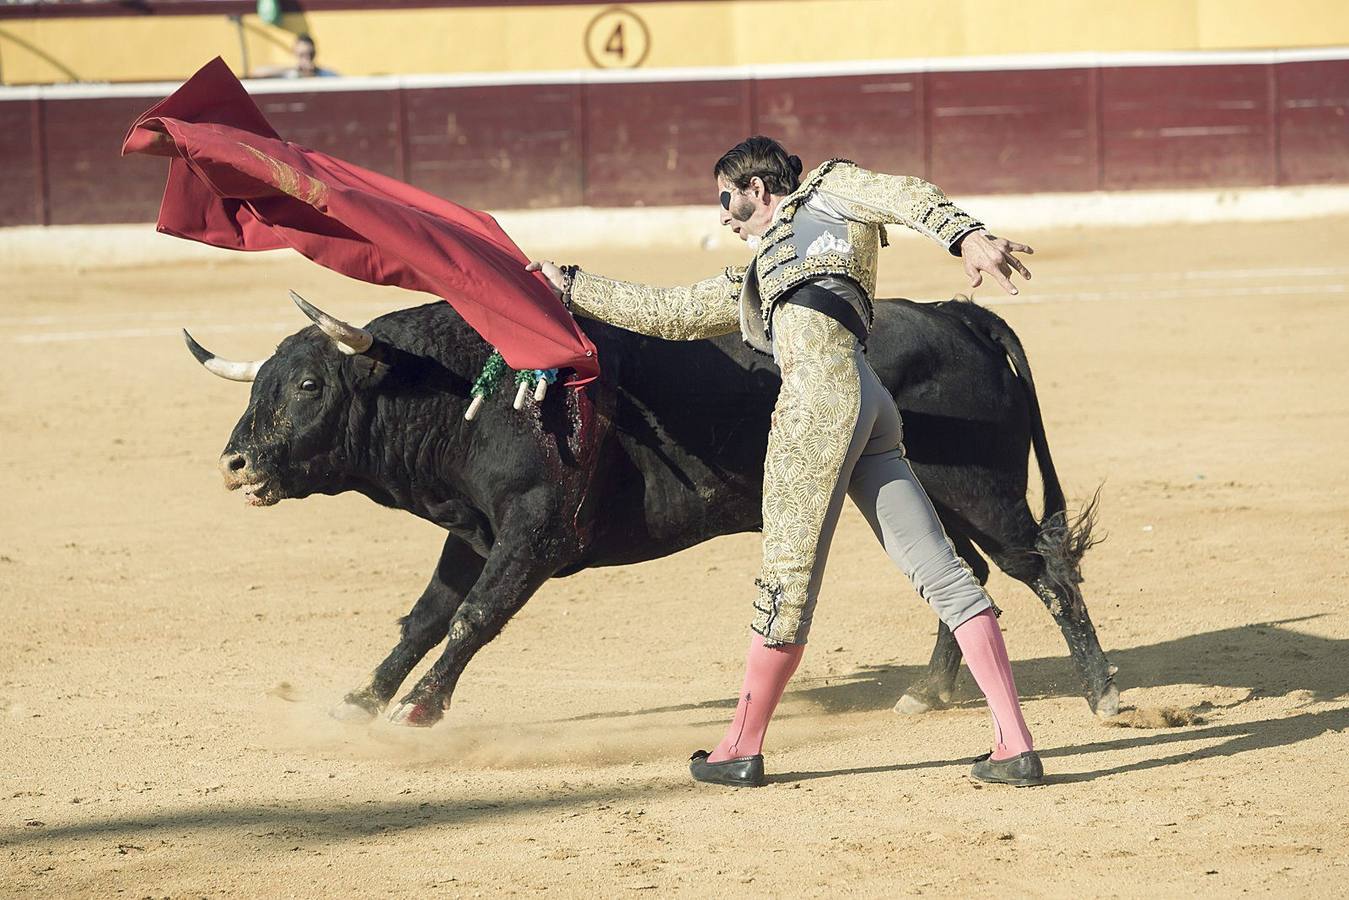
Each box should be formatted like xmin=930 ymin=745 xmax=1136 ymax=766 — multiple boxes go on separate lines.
xmin=584 ymin=6 xmax=651 ymax=70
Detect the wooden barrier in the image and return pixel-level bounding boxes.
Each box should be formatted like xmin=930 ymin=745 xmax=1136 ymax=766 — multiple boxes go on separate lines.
xmin=1 ymin=53 xmax=1346 ymax=227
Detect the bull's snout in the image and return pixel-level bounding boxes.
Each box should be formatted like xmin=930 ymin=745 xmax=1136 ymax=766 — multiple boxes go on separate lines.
xmin=219 ymin=450 xmax=250 ymax=480
xmin=218 ymin=449 xmax=280 ymax=506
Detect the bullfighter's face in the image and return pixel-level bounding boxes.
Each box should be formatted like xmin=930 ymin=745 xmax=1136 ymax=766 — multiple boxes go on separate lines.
xmin=717 ymin=175 xmax=776 ymax=242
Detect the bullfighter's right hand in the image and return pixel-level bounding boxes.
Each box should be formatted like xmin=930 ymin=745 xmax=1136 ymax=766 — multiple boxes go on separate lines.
xmin=957 ymin=230 xmax=1034 ymax=296
xmin=526 ymin=260 xmax=566 ymax=299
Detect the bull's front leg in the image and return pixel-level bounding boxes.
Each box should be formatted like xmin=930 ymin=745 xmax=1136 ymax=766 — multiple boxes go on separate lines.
xmin=386 ymin=531 xmax=556 ymax=727
xmin=333 ymin=534 xmax=486 ymax=720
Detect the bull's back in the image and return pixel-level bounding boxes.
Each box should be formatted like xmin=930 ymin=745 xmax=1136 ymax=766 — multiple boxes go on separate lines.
xmin=573 ymin=298 xmax=1030 ymax=566
xmin=576 ymin=324 xmax=777 ymax=565
xmin=868 ymin=298 xmax=1034 ymax=502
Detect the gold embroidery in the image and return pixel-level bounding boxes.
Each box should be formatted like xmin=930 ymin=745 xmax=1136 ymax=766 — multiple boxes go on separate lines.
xmin=750 ymin=159 xmax=916 ymax=319
xmin=755 ymin=242 xmax=797 ymax=277
xmin=241 ymin=144 xmax=327 ymax=207
xmin=758 ymin=251 xmax=867 ymax=316
xmin=817 ymin=164 xmax=982 ymax=248
xmin=770 ymin=158 xmax=853 ymax=227
xmin=570 ymin=268 xmax=742 ymax=341
xmin=761 ymin=221 xmax=794 ymax=246
xmin=846 ymin=220 xmax=880 ymax=297
xmin=751 ymin=303 xmax=862 ymax=644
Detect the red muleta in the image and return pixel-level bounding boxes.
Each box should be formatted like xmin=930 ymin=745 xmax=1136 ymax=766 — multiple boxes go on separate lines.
xmin=122 ymin=57 xmax=599 ymax=384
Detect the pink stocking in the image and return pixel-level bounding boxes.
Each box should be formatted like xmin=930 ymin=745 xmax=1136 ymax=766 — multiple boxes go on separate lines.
xmin=953 ymin=609 xmax=1034 ymax=759
xmin=708 ymin=633 xmax=805 ymax=762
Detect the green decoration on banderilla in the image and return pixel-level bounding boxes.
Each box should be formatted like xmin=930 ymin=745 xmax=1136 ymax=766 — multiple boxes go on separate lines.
xmin=463 ymin=349 xmax=560 ymax=421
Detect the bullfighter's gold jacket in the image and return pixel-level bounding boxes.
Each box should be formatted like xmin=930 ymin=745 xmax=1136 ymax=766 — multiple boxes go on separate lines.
xmin=569 ymin=160 xmax=984 ymax=353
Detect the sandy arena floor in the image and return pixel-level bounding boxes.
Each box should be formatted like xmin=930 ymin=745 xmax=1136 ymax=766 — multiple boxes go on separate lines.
xmin=2 ymin=217 xmax=1348 ymax=897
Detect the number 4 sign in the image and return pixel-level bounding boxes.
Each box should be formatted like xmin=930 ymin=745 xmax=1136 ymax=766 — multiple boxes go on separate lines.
xmin=584 ymin=7 xmax=652 ymax=69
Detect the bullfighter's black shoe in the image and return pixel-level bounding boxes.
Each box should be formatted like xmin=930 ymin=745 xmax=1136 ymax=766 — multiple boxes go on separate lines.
xmin=970 ymin=750 xmax=1045 ymax=786
xmin=689 ymin=750 xmax=766 ymax=787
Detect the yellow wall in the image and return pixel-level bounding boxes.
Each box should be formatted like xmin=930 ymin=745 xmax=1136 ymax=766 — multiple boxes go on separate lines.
xmin=2 ymin=0 xmax=1347 ymax=85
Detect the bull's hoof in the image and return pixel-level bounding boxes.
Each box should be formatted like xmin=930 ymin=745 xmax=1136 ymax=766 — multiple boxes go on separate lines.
xmin=895 ymin=679 xmax=953 ymax=716
xmin=388 ymin=699 xmax=443 ymax=728
xmin=894 ymin=692 xmax=938 ymax=716
xmin=330 ymin=688 xmax=383 ymax=722
xmin=330 ymin=699 xmax=379 ymax=723
xmin=1092 ymin=682 xmax=1122 ymax=720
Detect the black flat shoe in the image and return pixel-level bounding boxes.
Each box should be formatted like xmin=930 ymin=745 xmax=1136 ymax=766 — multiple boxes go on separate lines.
xmin=970 ymin=750 xmax=1045 ymax=786
xmin=689 ymin=750 xmax=766 ymax=787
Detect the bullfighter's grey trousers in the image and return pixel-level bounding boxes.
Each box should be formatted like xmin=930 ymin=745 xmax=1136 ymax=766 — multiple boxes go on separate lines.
xmin=751 ymin=302 xmax=994 ymax=644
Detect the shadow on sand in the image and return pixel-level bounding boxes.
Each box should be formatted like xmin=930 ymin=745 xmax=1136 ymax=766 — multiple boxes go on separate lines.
xmin=769 ymin=704 xmax=1349 ymax=785
xmin=799 ymin=614 xmax=1347 ymax=714
xmin=7 ymin=783 xmax=660 ymax=849
xmin=546 ymin=615 xmax=1347 ymax=721
xmin=545 ymin=615 xmax=1349 ymax=786
xmin=768 ymin=614 xmax=1349 ymax=784
xmin=10 ymin=617 xmax=1345 ymax=845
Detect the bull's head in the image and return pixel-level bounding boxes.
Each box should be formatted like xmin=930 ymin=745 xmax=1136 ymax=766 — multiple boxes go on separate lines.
xmin=184 ymin=292 xmax=383 ymax=507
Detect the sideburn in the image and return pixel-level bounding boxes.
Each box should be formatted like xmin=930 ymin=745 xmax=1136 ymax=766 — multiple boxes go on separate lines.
xmin=729 ymin=195 xmax=756 ymax=223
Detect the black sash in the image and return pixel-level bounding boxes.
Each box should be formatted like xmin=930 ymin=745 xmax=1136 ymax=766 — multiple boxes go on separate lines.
xmin=770 ymin=281 xmax=869 ymax=349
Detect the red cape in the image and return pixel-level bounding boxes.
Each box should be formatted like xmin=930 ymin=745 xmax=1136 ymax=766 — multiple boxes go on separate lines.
xmin=122 ymin=58 xmax=598 ymax=383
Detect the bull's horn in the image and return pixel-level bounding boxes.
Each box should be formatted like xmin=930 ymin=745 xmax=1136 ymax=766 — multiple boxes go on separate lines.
xmin=182 ymin=329 xmax=266 ymax=382
xmin=289 ymin=290 xmax=373 ymax=356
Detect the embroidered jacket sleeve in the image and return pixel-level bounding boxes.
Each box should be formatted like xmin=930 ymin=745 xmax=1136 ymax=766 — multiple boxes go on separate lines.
xmin=816 ymin=163 xmax=984 ymax=256
xmin=569 ymin=267 xmax=744 ymax=341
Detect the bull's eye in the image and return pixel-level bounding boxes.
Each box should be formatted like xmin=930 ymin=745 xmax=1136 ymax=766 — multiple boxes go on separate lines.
xmin=299 ymin=378 xmax=320 ymax=393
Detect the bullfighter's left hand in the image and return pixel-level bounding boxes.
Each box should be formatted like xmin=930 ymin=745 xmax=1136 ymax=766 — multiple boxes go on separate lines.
xmin=959 ymin=229 xmax=1034 ymax=295
xmin=526 ymin=260 xmax=565 ymax=298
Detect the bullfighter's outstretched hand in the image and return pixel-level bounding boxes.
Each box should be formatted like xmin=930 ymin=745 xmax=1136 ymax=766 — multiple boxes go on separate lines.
xmin=957 ymin=229 xmax=1035 ymax=295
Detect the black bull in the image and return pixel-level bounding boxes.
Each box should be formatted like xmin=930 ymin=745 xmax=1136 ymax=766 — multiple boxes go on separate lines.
xmin=187 ymin=294 xmax=1117 ymax=727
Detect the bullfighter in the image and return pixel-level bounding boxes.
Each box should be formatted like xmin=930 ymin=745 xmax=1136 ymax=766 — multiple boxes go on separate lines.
xmin=529 ymin=136 xmax=1044 ymax=788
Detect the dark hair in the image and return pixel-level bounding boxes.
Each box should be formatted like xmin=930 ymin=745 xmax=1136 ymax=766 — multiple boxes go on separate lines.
xmin=295 ymin=33 xmax=317 ymax=50
xmin=714 ymin=136 xmax=803 ymax=196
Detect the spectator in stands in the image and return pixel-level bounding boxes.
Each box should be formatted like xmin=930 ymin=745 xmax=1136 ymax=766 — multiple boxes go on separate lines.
xmin=252 ymin=33 xmax=337 ymax=79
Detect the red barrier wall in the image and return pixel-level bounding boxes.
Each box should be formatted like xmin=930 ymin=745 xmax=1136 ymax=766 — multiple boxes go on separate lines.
xmin=583 ymin=80 xmax=753 ymax=207
xmin=928 ymin=67 xmax=1099 ymax=195
xmin=405 ymin=84 xmax=586 ymax=210
xmin=1277 ymin=60 xmax=1349 ymax=185
xmin=1100 ymin=64 xmax=1276 ymax=190
xmin=43 ymin=97 xmax=168 ymax=225
xmin=0 ymin=99 xmax=41 ymax=226
xmin=3 ymin=58 xmax=1348 ymax=228
xmin=755 ymin=73 xmax=926 ymax=189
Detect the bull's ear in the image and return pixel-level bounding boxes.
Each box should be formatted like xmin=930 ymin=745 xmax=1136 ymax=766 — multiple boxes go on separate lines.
xmin=347 ymin=344 xmax=394 ymax=384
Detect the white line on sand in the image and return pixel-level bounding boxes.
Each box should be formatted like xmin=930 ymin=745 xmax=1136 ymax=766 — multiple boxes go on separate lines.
xmin=10 ymin=282 xmax=1343 ymax=344
xmin=13 ymin=322 xmax=300 ymax=344
xmin=977 ymin=283 xmax=1348 ymax=307
xmin=5 ymin=262 xmax=1341 ymax=339
xmin=0 ymin=302 xmax=396 ymax=328
xmin=1021 ymin=265 xmax=1349 ymax=286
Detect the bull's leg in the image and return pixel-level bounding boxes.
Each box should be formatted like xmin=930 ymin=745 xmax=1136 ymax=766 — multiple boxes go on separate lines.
xmin=981 ymin=504 xmax=1118 ymax=719
xmin=1024 ymin=568 xmax=1119 ymax=719
xmin=333 ymin=534 xmax=486 ymax=720
xmin=894 ymin=532 xmax=984 ymax=715
xmin=387 ymin=532 xmax=555 ymax=727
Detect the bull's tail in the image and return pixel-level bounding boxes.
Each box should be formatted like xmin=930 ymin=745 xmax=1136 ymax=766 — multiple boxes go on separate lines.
xmin=946 ymin=296 xmax=1115 ymax=715
xmin=945 ymin=297 xmax=1101 ymax=571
